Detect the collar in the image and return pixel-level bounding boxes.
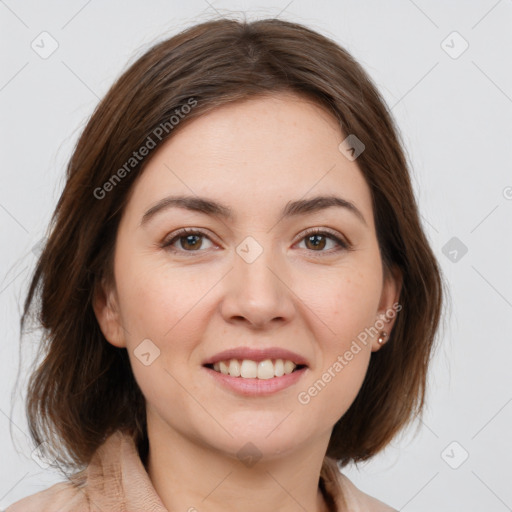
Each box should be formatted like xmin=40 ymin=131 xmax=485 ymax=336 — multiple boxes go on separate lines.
xmin=69 ymin=430 xmax=346 ymax=511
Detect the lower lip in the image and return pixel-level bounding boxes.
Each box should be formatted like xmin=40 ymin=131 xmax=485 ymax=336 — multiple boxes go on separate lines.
xmin=203 ymin=366 xmax=307 ymax=396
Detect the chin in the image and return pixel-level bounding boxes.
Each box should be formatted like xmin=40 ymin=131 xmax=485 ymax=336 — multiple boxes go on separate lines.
xmin=208 ymin=414 xmax=314 ymax=461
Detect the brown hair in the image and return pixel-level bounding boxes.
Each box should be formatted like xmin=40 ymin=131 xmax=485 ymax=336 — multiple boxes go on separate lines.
xmin=20 ymin=16 xmax=444 ymax=472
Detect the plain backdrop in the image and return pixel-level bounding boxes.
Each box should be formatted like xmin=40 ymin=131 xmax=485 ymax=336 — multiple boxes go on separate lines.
xmin=1 ymin=1 xmax=511 ymax=510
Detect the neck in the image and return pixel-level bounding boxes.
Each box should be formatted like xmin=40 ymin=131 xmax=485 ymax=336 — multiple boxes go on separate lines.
xmin=146 ymin=415 xmax=332 ymax=512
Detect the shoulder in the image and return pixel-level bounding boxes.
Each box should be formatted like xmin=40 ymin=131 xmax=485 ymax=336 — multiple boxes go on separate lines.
xmin=5 ymin=480 xmax=90 ymax=512
xmin=4 ymin=431 xmax=152 ymax=512
xmin=4 ymin=431 xmax=129 ymax=512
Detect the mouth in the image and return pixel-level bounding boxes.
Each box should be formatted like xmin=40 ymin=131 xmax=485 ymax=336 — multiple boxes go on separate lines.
xmin=204 ymin=359 xmax=307 ymax=380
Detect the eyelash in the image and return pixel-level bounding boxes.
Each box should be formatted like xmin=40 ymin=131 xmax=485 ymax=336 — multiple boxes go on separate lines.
xmin=161 ymin=227 xmax=351 ymax=257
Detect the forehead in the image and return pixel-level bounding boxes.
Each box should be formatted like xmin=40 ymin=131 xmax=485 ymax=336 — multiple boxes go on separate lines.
xmin=124 ymin=93 xmax=375 ymax=229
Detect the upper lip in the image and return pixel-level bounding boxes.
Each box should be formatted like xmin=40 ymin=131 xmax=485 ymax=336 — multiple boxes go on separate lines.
xmin=202 ymin=347 xmax=309 ymax=367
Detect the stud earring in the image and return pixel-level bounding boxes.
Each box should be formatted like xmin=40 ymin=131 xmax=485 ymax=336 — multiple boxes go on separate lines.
xmin=378 ymin=331 xmax=388 ymax=344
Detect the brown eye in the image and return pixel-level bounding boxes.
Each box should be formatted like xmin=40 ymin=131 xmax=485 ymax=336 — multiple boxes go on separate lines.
xmin=297 ymin=229 xmax=350 ymax=254
xmin=162 ymin=229 xmax=214 ymax=253
xmin=304 ymin=233 xmax=328 ymax=251
xmin=178 ymin=234 xmax=203 ymax=251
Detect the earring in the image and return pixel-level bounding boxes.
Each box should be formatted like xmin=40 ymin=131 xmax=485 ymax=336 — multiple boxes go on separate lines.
xmin=378 ymin=331 xmax=388 ymax=344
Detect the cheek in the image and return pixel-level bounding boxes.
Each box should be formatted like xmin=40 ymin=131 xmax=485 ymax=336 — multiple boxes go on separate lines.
xmin=114 ymin=249 xmax=216 ymax=344
xmin=114 ymin=255 xmax=207 ymax=412
xmin=293 ymin=258 xmax=382 ymax=347
xmin=292 ymin=260 xmax=381 ymax=420
xmin=301 ymin=351 xmax=371 ymax=431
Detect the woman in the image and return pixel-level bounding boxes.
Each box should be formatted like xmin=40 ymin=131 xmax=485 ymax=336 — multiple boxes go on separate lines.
xmin=8 ymin=17 xmax=444 ymax=512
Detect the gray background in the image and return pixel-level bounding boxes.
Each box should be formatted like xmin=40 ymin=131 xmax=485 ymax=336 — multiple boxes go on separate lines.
xmin=1 ymin=1 xmax=511 ymax=510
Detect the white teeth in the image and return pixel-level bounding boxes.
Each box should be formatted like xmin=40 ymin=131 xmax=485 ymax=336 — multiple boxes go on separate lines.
xmin=284 ymin=360 xmax=295 ymax=375
xmin=228 ymin=359 xmax=241 ymax=377
xmin=211 ymin=358 xmax=300 ymax=379
xmin=219 ymin=361 xmax=229 ymax=375
xmin=240 ymin=360 xmax=258 ymax=378
xmin=257 ymin=359 xmax=274 ymax=380
xmin=274 ymin=359 xmax=284 ymax=377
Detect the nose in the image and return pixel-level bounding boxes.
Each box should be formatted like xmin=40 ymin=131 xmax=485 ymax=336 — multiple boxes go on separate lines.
xmin=219 ymin=243 xmax=296 ymax=330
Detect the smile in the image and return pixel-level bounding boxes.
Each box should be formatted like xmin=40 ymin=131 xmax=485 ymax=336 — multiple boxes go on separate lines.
xmin=206 ymin=358 xmax=305 ymax=379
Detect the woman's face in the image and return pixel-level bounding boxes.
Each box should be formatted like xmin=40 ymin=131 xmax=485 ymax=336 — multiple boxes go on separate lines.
xmin=95 ymin=93 xmax=401 ymax=460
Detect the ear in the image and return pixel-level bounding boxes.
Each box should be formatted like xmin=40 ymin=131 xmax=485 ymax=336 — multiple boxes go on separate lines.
xmin=92 ymin=276 xmax=127 ymax=348
xmin=371 ymin=264 xmax=402 ymax=352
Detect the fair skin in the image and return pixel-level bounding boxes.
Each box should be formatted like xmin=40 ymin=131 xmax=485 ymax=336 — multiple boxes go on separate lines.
xmin=94 ymin=93 xmax=401 ymax=512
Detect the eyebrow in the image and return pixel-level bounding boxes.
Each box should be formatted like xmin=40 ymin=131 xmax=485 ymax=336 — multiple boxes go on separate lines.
xmin=140 ymin=194 xmax=367 ymax=227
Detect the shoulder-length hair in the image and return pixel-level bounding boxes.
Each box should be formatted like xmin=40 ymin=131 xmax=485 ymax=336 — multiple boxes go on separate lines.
xmin=20 ymin=16 xmax=444 ymax=471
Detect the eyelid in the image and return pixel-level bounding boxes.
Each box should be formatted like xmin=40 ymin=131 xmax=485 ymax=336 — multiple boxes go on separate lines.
xmin=161 ymin=226 xmax=352 ymax=255
xmin=295 ymin=227 xmax=351 ymax=249
xmin=161 ymin=227 xmax=219 ymax=252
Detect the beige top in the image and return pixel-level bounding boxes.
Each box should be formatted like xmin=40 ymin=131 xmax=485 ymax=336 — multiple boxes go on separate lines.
xmin=6 ymin=431 xmax=397 ymax=512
